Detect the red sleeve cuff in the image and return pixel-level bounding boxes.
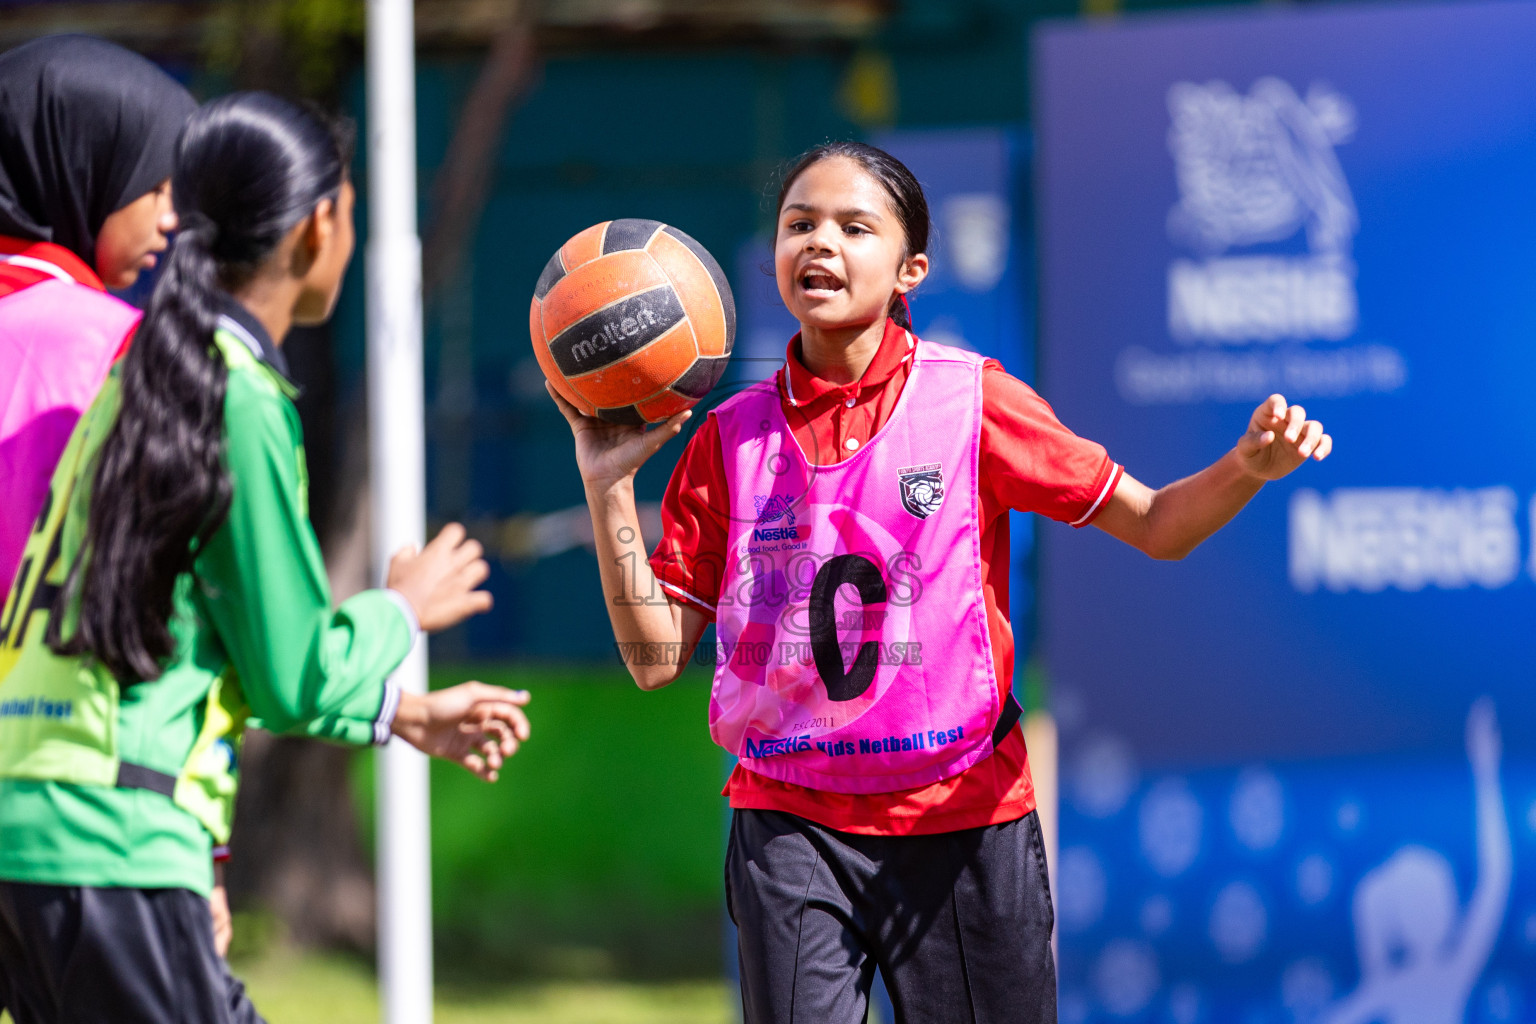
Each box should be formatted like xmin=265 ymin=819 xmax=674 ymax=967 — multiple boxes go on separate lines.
xmin=1070 ymin=462 xmax=1123 ymax=528
xmin=654 ymin=574 xmax=717 ymax=620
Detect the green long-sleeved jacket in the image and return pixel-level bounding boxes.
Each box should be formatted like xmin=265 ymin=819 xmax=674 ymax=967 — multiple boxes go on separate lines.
xmin=0 ymin=306 xmax=410 ymax=896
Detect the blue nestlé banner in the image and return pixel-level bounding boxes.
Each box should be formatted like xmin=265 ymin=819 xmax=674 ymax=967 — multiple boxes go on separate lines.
xmin=1035 ymin=3 xmax=1536 ymax=1020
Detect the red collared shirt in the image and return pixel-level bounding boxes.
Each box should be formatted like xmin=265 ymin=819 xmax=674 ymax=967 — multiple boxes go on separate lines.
xmin=650 ymin=318 xmax=1122 ymax=835
xmin=0 ymin=237 xmax=130 ymax=362
xmin=0 ymin=236 xmax=106 ymax=293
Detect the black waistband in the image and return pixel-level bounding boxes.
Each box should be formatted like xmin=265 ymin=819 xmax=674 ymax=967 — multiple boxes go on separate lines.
xmin=115 ymin=761 xmax=176 ymax=798
xmin=992 ymin=692 xmax=1024 ymax=748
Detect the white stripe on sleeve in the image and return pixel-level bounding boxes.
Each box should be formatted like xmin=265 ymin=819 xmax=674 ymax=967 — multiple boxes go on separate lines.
xmin=659 ymin=578 xmax=716 ymax=613
xmin=1070 ymin=463 xmax=1123 ymax=527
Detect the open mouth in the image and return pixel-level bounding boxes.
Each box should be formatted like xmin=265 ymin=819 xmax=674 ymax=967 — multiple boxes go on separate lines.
xmin=800 ymin=270 xmax=843 ymax=294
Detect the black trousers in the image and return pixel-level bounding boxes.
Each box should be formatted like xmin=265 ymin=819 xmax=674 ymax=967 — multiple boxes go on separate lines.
xmin=727 ymin=808 xmax=1057 ymax=1024
xmin=0 ymin=882 xmax=265 ymax=1024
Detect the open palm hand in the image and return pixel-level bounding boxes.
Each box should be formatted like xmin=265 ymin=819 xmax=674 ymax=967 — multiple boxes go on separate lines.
xmin=392 ymin=682 xmax=531 ymax=782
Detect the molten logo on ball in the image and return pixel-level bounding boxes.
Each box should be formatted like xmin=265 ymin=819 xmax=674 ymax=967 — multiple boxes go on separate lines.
xmin=570 ymin=305 xmax=663 ymax=365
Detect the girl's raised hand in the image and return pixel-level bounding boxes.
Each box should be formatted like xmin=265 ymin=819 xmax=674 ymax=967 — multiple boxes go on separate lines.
xmin=386 ymin=523 xmax=494 ymax=632
xmin=546 ymin=381 xmax=690 ymax=488
xmin=1235 ymin=394 xmax=1333 ymax=480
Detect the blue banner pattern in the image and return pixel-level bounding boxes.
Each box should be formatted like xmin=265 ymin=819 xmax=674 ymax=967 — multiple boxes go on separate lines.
xmin=1036 ymin=3 xmax=1536 ymax=1018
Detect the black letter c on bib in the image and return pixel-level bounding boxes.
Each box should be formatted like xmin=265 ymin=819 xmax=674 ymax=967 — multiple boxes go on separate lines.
xmin=809 ymin=554 xmax=887 ymax=702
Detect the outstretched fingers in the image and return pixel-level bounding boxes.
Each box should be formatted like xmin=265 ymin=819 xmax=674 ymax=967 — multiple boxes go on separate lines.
xmin=1295 ymin=419 xmax=1325 ymax=458
xmin=466 ymin=700 xmax=532 ymax=746
xmin=469 ymin=719 xmax=514 ymax=773
xmin=641 ymin=409 xmax=692 ymax=460
xmin=447 ymin=589 xmax=495 ymax=621
xmin=1256 ymin=393 xmax=1287 ymax=429
xmin=426 ymin=521 xmax=467 ymax=555
xmin=1238 ymin=395 xmax=1289 ymax=458
xmin=1232 ymin=395 xmax=1335 ymax=480
xmin=545 ymin=381 xmax=589 ymax=430
xmin=460 ymin=750 xmax=494 ymax=782
xmin=446 ymin=707 xmax=528 ymax=782
xmin=1244 ymin=428 xmax=1276 ymax=453
xmin=1237 ymin=425 xmax=1276 ymax=460
xmin=458 ymin=681 xmax=531 ymax=708
xmin=448 ymin=534 xmax=485 ymax=569
xmin=460 ymin=717 xmax=519 ymax=765
xmin=1283 ymin=404 xmax=1308 ymax=444
xmin=449 ymin=542 xmax=491 ymax=594
xmin=452 ymin=684 xmax=532 ymax=746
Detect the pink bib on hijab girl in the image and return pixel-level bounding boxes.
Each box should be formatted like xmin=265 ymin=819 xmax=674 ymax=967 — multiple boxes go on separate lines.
xmin=711 ymin=337 xmax=1000 ymax=794
xmin=0 ymin=243 xmax=140 ymax=590
xmin=0 ymin=35 xmax=194 ymax=591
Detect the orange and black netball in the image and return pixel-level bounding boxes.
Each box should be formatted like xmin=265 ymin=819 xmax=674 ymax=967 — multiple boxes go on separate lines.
xmin=530 ymin=219 xmax=736 ymax=425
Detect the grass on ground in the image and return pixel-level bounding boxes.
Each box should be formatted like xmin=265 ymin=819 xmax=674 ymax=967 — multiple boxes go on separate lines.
xmin=234 ymin=948 xmax=734 ymax=1024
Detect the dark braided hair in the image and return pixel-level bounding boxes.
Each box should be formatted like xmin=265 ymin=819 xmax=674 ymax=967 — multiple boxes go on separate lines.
xmin=775 ymin=141 xmax=932 ymax=329
xmin=49 ymin=93 xmax=350 ymax=682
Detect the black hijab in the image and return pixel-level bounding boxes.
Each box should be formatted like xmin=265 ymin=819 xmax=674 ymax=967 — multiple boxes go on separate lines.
xmin=0 ymin=35 xmax=195 ymax=268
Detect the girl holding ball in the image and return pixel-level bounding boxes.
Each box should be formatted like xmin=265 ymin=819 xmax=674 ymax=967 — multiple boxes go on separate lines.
xmin=549 ymin=141 xmax=1331 ymax=1023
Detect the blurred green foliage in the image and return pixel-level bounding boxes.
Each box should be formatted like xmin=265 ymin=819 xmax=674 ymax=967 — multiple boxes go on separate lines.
xmin=350 ymin=662 xmax=727 ymax=980
xmin=204 ymin=0 xmax=364 ymax=97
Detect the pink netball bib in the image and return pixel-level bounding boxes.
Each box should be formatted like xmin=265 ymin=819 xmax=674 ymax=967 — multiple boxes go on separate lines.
xmin=0 ymin=279 xmax=140 ymax=590
xmin=710 ymin=339 xmax=1000 ymax=794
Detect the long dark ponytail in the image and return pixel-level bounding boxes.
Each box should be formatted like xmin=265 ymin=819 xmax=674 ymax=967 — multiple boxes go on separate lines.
xmin=49 ymin=92 xmax=350 ymax=683
xmin=775 ymin=141 xmax=932 ymax=330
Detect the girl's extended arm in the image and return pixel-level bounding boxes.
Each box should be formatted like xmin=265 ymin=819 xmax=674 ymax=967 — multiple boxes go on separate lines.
xmin=548 ymin=384 xmax=708 ymax=690
xmin=1093 ymin=394 xmax=1332 ymax=560
xmin=201 ymin=373 xmax=518 ymax=769
xmin=1455 ymin=697 xmax=1511 ymax=977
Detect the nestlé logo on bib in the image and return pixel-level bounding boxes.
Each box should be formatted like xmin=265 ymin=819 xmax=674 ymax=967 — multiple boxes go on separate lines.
xmin=753 ymin=494 xmax=796 ymax=526
xmin=752 ymin=494 xmax=802 ymax=542
xmin=897 ymin=463 xmax=944 ymax=520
